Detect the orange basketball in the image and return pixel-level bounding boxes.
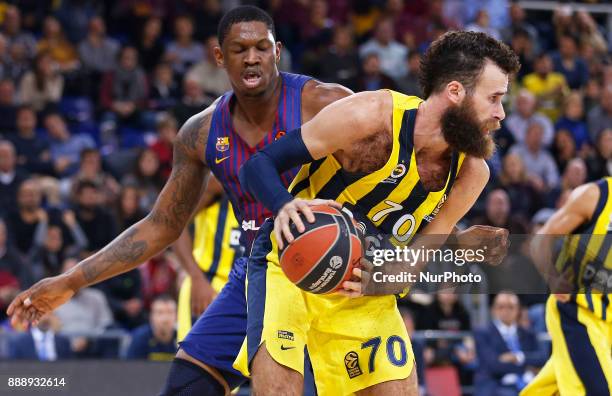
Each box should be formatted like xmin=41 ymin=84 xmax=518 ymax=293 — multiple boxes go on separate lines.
xmin=279 ymin=205 xmax=363 ymax=294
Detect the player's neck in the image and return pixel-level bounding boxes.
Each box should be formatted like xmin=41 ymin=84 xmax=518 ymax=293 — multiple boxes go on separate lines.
xmin=233 ymin=75 xmax=283 ymax=127
xmin=414 ymin=96 xmax=451 ymax=155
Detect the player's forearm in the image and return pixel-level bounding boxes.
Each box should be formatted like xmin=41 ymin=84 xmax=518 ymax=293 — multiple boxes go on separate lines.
xmin=172 ymin=228 xmax=205 ymax=279
xmin=64 ymin=218 xmax=180 ymax=290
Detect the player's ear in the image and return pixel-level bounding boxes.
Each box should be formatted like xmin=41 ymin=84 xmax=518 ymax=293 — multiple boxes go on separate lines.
xmin=446 ymin=81 xmax=466 ymax=105
xmin=214 ymin=45 xmax=224 ymax=67
xmin=275 ymin=41 xmax=282 ymax=64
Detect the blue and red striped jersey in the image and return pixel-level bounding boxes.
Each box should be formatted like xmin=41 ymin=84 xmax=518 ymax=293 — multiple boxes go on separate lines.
xmin=205 ymin=72 xmax=311 ymax=250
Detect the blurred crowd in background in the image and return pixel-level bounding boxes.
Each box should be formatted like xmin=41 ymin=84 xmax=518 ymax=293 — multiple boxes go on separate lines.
xmin=0 ymin=1 xmax=609 ymax=395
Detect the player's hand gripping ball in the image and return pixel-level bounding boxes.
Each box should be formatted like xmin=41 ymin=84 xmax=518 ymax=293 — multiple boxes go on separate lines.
xmin=279 ymin=205 xmax=364 ymax=294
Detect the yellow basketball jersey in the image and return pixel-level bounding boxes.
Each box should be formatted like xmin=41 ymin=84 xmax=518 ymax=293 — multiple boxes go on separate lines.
xmin=555 ymin=177 xmax=612 ymax=321
xmin=288 ymin=90 xmax=466 ymax=245
xmin=192 ymin=198 xmax=242 ymax=292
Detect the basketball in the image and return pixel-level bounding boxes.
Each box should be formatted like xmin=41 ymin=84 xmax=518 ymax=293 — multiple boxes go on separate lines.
xmin=279 ymin=205 xmax=364 ymax=294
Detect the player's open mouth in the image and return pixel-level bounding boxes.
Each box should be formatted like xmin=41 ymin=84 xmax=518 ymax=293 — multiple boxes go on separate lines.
xmin=243 ymin=71 xmax=262 ymax=88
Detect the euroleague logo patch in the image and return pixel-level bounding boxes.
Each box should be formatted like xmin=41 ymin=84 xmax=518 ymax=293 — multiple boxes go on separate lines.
xmin=329 ymin=256 xmax=343 ymax=269
xmin=344 ymin=351 xmax=363 ymax=378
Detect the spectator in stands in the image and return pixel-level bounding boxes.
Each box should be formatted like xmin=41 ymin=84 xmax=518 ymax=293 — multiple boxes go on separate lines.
xmin=586 ymin=129 xmax=611 ymax=180
xmin=114 ymin=185 xmax=146 ymax=232
xmin=495 ymin=153 xmax=541 ymax=219
xmin=551 ymin=129 xmax=577 ymax=174
xmin=509 ymin=122 xmax=560 ymax=192
xmin=78 ymin=16 xmax=119 ymax=75
xmin=192 ymin=0 xmax=223 ymax=40
xmin=0 ymin=219 xmax=33 ymax=319
xmin=55 ymin=257 xmax=113 ymax=356
xmin=396 ymin=51 xmax=422 ymax=97
xmin=505 ymin=90 xmax=554 ymax=147
xmin=36 ymin=16 xmax=79 ymax=72
xmin=474 ymin=292 xmax=547 ymax=396
xmin=1 ymin=6 xmax=37 ymax=60
xmin=465 ymin=9 xmax=501 ymax=41
xmin=357 ymin=52 xmax=397 ymax=92
xmin=318 ymin=25 xmax=360 ymax=91
xmin=29 ymin=209 xmax=88 ymax=280
xmin=555 ymin=91 xmax=590 ymax=151
xmin=359 ymin=17 xmax=408 ymax=80
xmin=418 ymin=292 xmax=472 ymax=372
xmin=100 ymin=46 xmax=148 ymax=129
xmin=583 ymin=77 xmax=601 ymax=114
xmin=9 ymin=106 xmax=52 ymax=173
xmin=73 ymin=180 xmax=116 ymax=254
xmin=522 ymin=53 xmax=569 ymax=122
xmin=0 ymin=79 xmax=18 ymax=133
xmin=60 ymin=148 xmax=119 ymax=206
xmin=546 ymin=158 xmax=588 ymax=208
xmin=55 ymin=0 xmax=102 ymax=44
xmin=184 ymin=35 xmax=230 ymax=98
xmin=140 ymin=251 xmax=177 ymax=310
xmin=508 ymin=29 xmax=535 ymax=81
xmin=45 ymin=112 xmax=96 ymax=177
xmin=8 ymin=312 xmax=72 ymax=360
xmin=501 ymin=3 xmax=538 ymax=47
xmin=149 ymin=114 xmax=177 ymax=180
xmin=172 ymin=78 xmax=213 ymax=126
xmin=122 ymin=148 xmax=163 ymax=212
xmin=97 ymin=266 xmax=145 ymax=330
xmin=574 ymin=10 xmax=608 ymax=57
xmin=134 ymin=17 xmax=164 ymax=74
xmin=473 ymin=189 xmax=528 ymax=235
xmin=551 ymin=33 xmax=589 ymax=90
xmin=126 ymin=294 xmax=177 ymax=361
xmin=5 ymin=40 xmax=31 ymax=83
xmin=18 ymin=51 xmax=64 ymax=113
xmin=0 ymin=140 xmax=28 ymax=216
xmin=164 ymin=15 xmax=203 ymax=78
xmin=4 ymin=179 xmax=53 ymax=256
xmin=586 ymin=84 xmax=612 ymax=144
xmin=148 ymin=62 xmax=179 ymax=112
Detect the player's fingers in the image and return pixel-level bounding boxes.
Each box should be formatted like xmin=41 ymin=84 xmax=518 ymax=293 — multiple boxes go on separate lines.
xmin=352 ymin=267 xmax=363 ymax=280
xmin=341 ymin=280 xmax=362 ymax=294
xmin=295 ymin=201 xmax=315 ymax=223
xmin=281 ymin=220 xmax=295 ymax=245
xmin=274 ymin=219 xmax=285 ymax=250
xmin=337 ymin=289 xmax=362 ymax=298
xmin=288 ymin=206 xmax=306 ymax=232
xmin=7 ymin=291 xmax=29 ymax=316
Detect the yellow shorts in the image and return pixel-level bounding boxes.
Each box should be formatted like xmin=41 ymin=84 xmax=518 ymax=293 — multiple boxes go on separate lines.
xmin=234 ymin=221 xmax=413 ymax=395
xmin=520 ymin=295 xmax=612 ymax=396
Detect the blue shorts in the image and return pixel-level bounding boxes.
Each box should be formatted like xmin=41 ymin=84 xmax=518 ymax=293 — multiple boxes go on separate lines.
xmin=179 ymin=257 xmax=248 ymax=389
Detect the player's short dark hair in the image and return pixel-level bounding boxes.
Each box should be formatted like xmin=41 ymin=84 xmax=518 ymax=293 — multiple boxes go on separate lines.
xmin=217 ymin=5 xmax=275 ymax=46
xmin=419 ymin=31 xmax=520 ymax=98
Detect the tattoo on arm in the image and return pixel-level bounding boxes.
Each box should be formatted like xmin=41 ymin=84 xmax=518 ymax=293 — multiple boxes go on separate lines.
xmin=82 ymin=227 xmax=148 ymax=283
xmin=148 ymin=113 xmax=209 ymax=230
xmin=75 ymin=112 xmax=211 ymax=286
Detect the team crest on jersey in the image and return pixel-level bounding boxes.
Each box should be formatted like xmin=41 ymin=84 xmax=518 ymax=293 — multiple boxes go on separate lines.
xmin=275 ymin=130 xmax=286 ymax=140
xmin=344 ymin=351 xmax=363 ymax=378
xmin=216 ymin=137 xmax=230 ymax=152
xmin=390 ymin=163 xmax=406 ymax=179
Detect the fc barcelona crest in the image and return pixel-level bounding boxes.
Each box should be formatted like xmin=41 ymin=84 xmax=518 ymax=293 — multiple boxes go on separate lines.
xmin=216 ymin=137 xmax=230 ymax=152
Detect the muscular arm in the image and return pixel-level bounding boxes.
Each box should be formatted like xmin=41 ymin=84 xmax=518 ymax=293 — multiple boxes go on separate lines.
xmin=66 ymin=110 xmax=213 ymax=290
xmin=530 ymin=183 xmax=599 ymax=292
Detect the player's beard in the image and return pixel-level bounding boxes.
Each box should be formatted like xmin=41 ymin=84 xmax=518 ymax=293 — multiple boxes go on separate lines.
xmin=441 ymin=96 xmax=498 ymax=159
